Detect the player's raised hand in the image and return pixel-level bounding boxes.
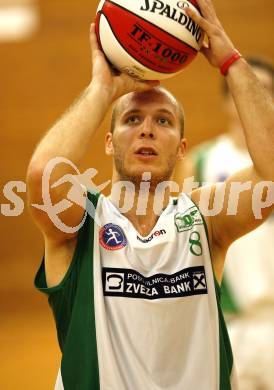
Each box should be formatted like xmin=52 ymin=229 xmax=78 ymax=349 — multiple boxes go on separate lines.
xmin=185 ymin=0 xmax=236 ymax=68
xmin=89 ymin=23 xmax=160 ymax=102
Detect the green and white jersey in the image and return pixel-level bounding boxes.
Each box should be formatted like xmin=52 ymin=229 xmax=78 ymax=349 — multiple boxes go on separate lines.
xmin=35 ymin=191 xmax=235 ymax=390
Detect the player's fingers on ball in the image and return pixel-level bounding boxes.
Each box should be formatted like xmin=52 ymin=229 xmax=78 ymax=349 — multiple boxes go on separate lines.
xmin=202 ymin=36 xmax=209 ymax=49
xmin=146 ymin=80 xmax=160 ymax=87
xmin=196 ymin=0 xmax=218 ymax=23
xmin=90 ymin=22 xmax=95 ymax=33
xmin=111 ymin=66 xmax=121 ymax=76
xmin=90 ymin=23 xmax=96 ymax=43
xmin=136 ymin=80 xmax=160 ymax=92
xmin=185 ymin=7 xmax=212 ymax=34
xmin=120 ymin=73 xmax=158 ymax=91
xmin=120 ymin=73 xmax=147 ymax=91
xmin=90 ymin=24 xmax=104 ymax=54
xmin=200 ymin=45 xmax=210 ymax=59
xmin=90 ymin=24 xmax=99 ymax=50
xmin=90 ymin=24 xmax=105 ymax=62
xmin=195 ymin=0 xmax=211 ymax=19
xmin=138 ymin=80 xmax=160 ymax=90
xmin=204 ymin=0 xmax=223 ymax=29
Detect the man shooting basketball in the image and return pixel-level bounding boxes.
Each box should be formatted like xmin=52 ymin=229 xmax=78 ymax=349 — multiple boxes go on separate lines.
xmin=27 ymin=0 xmax=274 ymax=388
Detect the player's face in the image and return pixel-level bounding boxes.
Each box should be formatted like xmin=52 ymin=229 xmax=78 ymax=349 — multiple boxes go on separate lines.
xmin=105 ymin=89 xmax=186 ymax=186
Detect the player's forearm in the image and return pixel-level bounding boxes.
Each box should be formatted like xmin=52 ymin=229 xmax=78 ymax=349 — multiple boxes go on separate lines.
xmin=226 ymin=58 xmax=274 ymax=180
xmin=28 ymin=82 xmax=112 ymax=173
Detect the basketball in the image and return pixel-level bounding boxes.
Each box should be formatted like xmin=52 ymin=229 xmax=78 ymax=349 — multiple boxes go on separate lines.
xmin=95 ymin=0 xmax=204 ymax=80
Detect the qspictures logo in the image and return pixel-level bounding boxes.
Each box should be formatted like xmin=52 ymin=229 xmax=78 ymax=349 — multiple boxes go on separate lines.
xmin=102 ymin=266 xmax=207 ymax=300
xmin=2 ymin=157 xmax=273 ymax=233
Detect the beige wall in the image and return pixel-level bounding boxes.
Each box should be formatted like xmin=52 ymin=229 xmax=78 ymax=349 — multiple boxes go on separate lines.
xmin=0 ymin=0 xmax=273 ymax=388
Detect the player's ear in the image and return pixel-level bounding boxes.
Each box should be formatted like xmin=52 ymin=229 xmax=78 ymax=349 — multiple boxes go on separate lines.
xmin=177 ymin=137 xmax=187 ymax=161
xmin=105 ymin=132 xmax=114 ymax=156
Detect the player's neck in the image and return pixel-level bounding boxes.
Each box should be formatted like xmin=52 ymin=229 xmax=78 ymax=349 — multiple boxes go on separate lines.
xmin=110 ymin=184 xmax=171 ymax=237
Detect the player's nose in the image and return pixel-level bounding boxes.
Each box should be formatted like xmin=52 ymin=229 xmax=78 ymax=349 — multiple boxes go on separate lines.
xmin=139 ymin=117 xmax=156 ymax=139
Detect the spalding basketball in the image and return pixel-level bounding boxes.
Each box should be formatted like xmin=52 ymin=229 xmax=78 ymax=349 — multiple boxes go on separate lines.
xmin=95 ymin=0 xmax=204 ymax=80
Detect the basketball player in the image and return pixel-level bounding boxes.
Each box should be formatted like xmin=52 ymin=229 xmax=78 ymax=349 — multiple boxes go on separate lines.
xmin=176 ymin=57 xmax=274 ymax=389
xmin=27 ymin=0 xmax=274 ymax=389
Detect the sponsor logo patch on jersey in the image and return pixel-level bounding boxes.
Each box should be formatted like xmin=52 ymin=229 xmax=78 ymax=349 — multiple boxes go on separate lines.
xmin=102 ymin=266 xmax=207 ymax=300
xmin=137 ymin=229 xmax=166 ymax=243
xmin=175 ymin=206 xmax=203 ymax=232
xmin=99 ymin=223 xmax=127 ymax=250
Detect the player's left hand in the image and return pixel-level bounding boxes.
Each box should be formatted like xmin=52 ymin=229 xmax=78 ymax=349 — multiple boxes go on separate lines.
xmin=185 ymin=0 xmax=237 ymax=67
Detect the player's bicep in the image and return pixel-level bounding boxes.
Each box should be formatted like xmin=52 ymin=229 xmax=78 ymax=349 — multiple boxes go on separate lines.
xmin=27 ymin=163 xmax=86 ymax=241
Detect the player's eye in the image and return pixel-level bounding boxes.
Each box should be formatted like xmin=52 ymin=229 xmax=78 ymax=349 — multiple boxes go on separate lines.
xmin=126 ymin=115 xmax=140 ymax=124
xmin=157 ymin=117 xmax=170 ymax=125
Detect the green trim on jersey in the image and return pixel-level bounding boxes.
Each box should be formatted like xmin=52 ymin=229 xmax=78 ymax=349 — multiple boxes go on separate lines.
xmin=201 ymin=212 xmax=234 ymax=390
xmin=188 ymin=198 xmax=234 ymax=390
xmin=214 ymin=278 xmax=234 ymax=390
xmin=193 ymin=144 xmax=240 ymax=315
xmin=220 ymin=278 xmax=240 ymax=314
xmin=35 ymin=190 xmax=100 ymax=390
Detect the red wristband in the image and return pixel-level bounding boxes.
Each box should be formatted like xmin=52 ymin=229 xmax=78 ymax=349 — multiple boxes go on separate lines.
xmin=220 ymin=51 xmax=242 ymax=76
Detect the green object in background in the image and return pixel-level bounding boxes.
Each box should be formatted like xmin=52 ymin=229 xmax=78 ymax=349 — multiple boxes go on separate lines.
xmin=220 ymin=277 xmax=240 ymax=314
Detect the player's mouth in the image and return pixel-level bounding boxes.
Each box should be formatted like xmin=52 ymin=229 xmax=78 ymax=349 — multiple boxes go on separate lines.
xmin=134 ymin=147 xmax=158 ymax=159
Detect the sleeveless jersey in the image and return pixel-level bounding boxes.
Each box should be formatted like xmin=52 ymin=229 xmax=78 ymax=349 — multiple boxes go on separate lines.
xmin=35 ymin=190 xmax=234 ymax=390
xmin=193 ymin=135 xmax=274 ymax=312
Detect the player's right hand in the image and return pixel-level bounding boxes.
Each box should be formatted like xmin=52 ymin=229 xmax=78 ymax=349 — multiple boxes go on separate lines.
xmin=89 ymin=23 xmax=160 ymax=103
xmin=185 ymin=0 xmax=236 ymax=68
